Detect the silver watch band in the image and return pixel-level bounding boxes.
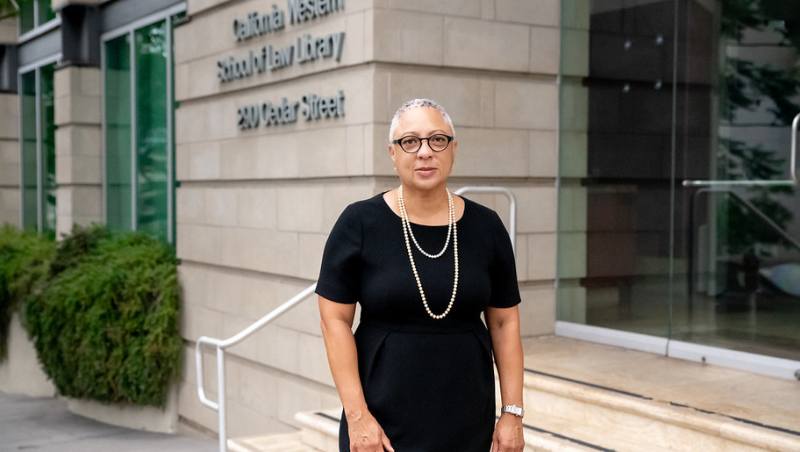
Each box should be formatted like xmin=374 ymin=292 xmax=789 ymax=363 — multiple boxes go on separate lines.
xmin=501 ymin=404 xmax=524 ymax=417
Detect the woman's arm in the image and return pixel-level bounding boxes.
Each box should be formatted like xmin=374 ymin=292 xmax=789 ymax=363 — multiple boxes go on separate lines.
xmin=318 ymin=296 xmax=394 ymax=452
xmin=485 ymin=305 xmax=525 ymax=452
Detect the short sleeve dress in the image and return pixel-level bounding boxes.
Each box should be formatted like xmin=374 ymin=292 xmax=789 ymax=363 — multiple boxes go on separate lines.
xmin=315 ymin=190 xmax=522 ymax=452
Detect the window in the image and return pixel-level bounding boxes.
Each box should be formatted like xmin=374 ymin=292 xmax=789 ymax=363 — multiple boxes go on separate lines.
xmin=19 ymin=0 xmax=57 ymax=35
xmin=103 ymin=11 xmax=183 ymax=243
xmin=20 ymin=63 xmax=57 ymax=239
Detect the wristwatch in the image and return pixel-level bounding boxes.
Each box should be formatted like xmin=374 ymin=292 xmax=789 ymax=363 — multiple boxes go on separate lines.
xmin=501 ymin=404 xmax=524 ymax=417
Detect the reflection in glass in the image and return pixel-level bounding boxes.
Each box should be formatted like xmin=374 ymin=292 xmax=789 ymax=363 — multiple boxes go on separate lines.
xmin=40 ymin=64 xmax=56 ymax=239
xmin=557 ymin=1 xmax=800 ymax=361
xmin=21 ymin=71 xmax=37 ymax=231
xmin=18 ymin=1 xmax=34 ymax=34
xmin=135 ymin=20 xmax=168 ymax=242
xmin=105 ymin=34 xmax=133 ymax=232
xmin=678 ymin=1 xmax=800 ymax=360
xmin=19 ymin=64 xmax=56 ymax=237
xmin=37 ymin=0 xmax=55 ymax=23
xmin=558 ymin=1 xmax=679 ymax=339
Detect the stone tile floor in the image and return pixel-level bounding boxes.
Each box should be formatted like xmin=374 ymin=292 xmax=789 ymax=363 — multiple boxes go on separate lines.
xmin=0 ymin=391 xmax=216 ymax=452
xmin=523 ymin=335 xmax=800 ymax=433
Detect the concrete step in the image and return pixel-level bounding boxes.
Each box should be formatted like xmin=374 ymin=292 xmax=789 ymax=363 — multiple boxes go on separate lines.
xmin=227 ymin=431 xmax=321 ymax=452
xmin=294 ymin=410 xmax=339 ymax=452
xmin=280 ymin=368 xmax=800 ymax=452
xmin=226 ymin=336 xmax=800 ymax=451
xmin=513 ymin=367 xmax=800 ymax=452
xmin=291 ymin=408 xmax=605 ymax=452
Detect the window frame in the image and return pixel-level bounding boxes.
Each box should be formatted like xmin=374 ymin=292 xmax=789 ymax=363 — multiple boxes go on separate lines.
xmin=17 ymin=53 xmax=61 ymax=235
xmin=17 ymin=1 xmax=60 ymax=44
xmin=100 ymin=3 xmax=185 ymax=244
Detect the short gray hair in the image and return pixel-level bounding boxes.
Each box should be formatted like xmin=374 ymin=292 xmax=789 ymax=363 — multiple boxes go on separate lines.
xmin=388 ymin=98 xmax=456 ymax=142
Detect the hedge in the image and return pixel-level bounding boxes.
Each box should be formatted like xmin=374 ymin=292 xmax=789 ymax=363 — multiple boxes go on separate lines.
xmin=14 ymin=224 xmax=182 ymax=407
xmin=0 ymin=226 xmax=55 ymax=361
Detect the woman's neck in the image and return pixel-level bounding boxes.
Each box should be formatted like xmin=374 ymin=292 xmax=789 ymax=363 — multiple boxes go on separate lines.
xmin=399 ymin=184 xmax=449 ymax=219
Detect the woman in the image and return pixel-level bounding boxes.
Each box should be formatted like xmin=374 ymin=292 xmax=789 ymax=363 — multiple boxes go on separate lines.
xmin=316 ymin=98 xmax=525 ymax=452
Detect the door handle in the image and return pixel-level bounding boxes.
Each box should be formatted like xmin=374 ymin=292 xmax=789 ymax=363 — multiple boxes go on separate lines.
xmin=791 ymin=112 xmax=799 ymax=184
xmin=683 ymin=112 xmax=800 ymax=187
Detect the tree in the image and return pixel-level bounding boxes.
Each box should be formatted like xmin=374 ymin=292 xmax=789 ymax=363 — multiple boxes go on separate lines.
xmin=0 ymin=1 xmax=21 ymax=21
xmin=718 ymin=0 xmax=800 ymax=256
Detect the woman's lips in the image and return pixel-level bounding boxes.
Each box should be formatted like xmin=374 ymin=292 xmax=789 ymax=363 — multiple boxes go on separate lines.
xmin=416 ymin=168 xmax=437 ymax=177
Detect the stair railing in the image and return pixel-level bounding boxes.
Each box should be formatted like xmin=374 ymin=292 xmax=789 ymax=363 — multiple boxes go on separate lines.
xmin=685 ymin=186 xmax=800 ymax=318
xmin=195 ymin=186 xmax=517 ymax=451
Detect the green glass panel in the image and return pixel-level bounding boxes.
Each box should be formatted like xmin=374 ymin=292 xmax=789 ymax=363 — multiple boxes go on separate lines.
xmin=104 ymin=35 xmax=133 ymax=232
xmin=135 ymin=20 xmax=168 ymax=242
xmin=40 ymin=64 xmax=56 ymax=239
xmin=37 ymin=0 xmax=56 ymax=24
xmin=169 ymin=13 xmax=183 ymax=246
xmin=19 ymin=1 xmax=34 ymax=34
xmin=20 ymin=71 xmax=37 ymax=231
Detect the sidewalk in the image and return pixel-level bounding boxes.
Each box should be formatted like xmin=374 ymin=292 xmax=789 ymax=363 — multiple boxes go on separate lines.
xmin=0 ymin=391 xmax=216 ymax=452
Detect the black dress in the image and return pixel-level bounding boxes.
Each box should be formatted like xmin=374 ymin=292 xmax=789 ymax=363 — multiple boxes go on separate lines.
xmin=315 ymin=190 xmax=522 ymax=452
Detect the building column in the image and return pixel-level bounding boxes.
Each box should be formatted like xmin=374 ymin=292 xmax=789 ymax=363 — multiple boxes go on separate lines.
xmin=0 ymin=16 xmax=19 ymax=227
xmin=53 ymin=65 xmax=102 ymax=237
xmin=0 ymin=92 xmax=19 ymax=227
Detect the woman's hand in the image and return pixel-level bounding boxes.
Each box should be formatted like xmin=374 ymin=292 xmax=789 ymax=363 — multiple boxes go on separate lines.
xmin=491 ymin=413 xmax=525 ymax=452
xmin=319 ymin=297 xmax=392 ymax=451
xmin=347 ymin=408 xmax=395 ymax=452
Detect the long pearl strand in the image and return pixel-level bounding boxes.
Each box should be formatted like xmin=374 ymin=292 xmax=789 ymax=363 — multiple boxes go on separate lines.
xmin=398 ymin=185 xmax=454 ymax=258
xmin=397 ymin=185 xmax=459 ymax=320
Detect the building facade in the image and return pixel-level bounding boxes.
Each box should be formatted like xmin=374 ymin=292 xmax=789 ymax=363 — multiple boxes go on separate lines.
xmin=0 ymin=0 xmax=798 ymax=439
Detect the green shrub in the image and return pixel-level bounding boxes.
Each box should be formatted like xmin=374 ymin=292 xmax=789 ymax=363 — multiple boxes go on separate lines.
xmin=24 ymin=228 xmax=182 ymax=407
xmin=0 ymin=226 xmax=55 ymax=361
xmin=47 ymin=224 xmax=110 ymax=278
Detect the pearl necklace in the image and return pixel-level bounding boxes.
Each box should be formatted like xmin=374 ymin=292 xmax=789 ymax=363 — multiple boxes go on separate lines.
xmin=398 ymin=185 xmax=454 ymax=258
xmin=397 ymin=185 xmax=459 ymax=320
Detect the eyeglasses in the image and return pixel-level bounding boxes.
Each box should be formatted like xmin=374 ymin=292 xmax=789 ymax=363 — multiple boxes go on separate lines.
xmin=392 ymin=134 xmax=454 ymax=153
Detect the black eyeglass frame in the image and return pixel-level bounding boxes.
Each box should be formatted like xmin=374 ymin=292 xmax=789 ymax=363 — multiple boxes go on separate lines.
xmin=391 ymin=134 xmax=455 ymax=153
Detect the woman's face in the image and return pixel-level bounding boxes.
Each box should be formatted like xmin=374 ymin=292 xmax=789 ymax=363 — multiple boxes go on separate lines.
xmin=389 ymin=107 xmax=457 ymax=192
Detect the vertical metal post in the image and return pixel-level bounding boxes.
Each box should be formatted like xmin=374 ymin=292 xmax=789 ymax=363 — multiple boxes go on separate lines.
xmin=35 ymin=68 xmax=42 ymax=233
xmin=130 ymin=31 xmax=137 ymax=230
xmin=165 ymin=16 xmax=174 ymax=244
xmin=216 ymin=347 xmax=227 ymax=452
xmin=100 ymin=39 xmax=106 ymax=224
xmin=32 ymin=0 xmax=39 ymax=27
xmin=687 ymin=187 xmax=697 ymax=325
xmin=17 ymin=71 xmax=24 ymax=229
xmin=791 ymin=113 xmax=799 ymax=184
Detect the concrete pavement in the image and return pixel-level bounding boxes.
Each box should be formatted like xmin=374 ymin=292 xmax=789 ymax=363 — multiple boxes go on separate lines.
xmin=0 ymin=391 xmax=216 ymax=451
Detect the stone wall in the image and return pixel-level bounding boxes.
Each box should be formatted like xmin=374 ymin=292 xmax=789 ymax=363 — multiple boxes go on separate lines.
xmin=174 ymin=0 xmax=561 ymax=438
xmin=53 ymin=66 xmax=103 ymax=237
xmin=0 ymin=93 xmax=19 ymax=227
xmin=0 ymin=18 xmax=19 ymax=227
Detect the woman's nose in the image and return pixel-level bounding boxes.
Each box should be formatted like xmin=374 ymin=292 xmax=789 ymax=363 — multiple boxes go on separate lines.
xmin=417 ymin=141 xmax=434 ymax=157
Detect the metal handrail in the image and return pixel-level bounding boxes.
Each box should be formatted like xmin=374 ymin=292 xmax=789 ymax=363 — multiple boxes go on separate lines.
xmin=685 ymin=185 xmax=800 ymax=318
xmin=195 ymin=185 xmax=517 ymax=451
xmin=453 ymin=186 xmax=518 ymax=253
xmin=194 ymin=284 xmax=318 ymax=451
xmin=682 ymin=112 xmax=799 ymax=187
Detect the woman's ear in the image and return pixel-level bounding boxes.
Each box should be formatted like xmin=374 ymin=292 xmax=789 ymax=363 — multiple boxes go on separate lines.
xmin=451 ymin=141 xmax=458 ymax=171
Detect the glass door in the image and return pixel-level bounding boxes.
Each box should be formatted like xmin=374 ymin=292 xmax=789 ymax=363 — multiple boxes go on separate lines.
xmin=557 ymin=0 xmax=800 ymax=365
xmin=674 ymin=1 xmax=800 ymax=361
xmin=558 ymin=0 xmax=681 ymax=341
